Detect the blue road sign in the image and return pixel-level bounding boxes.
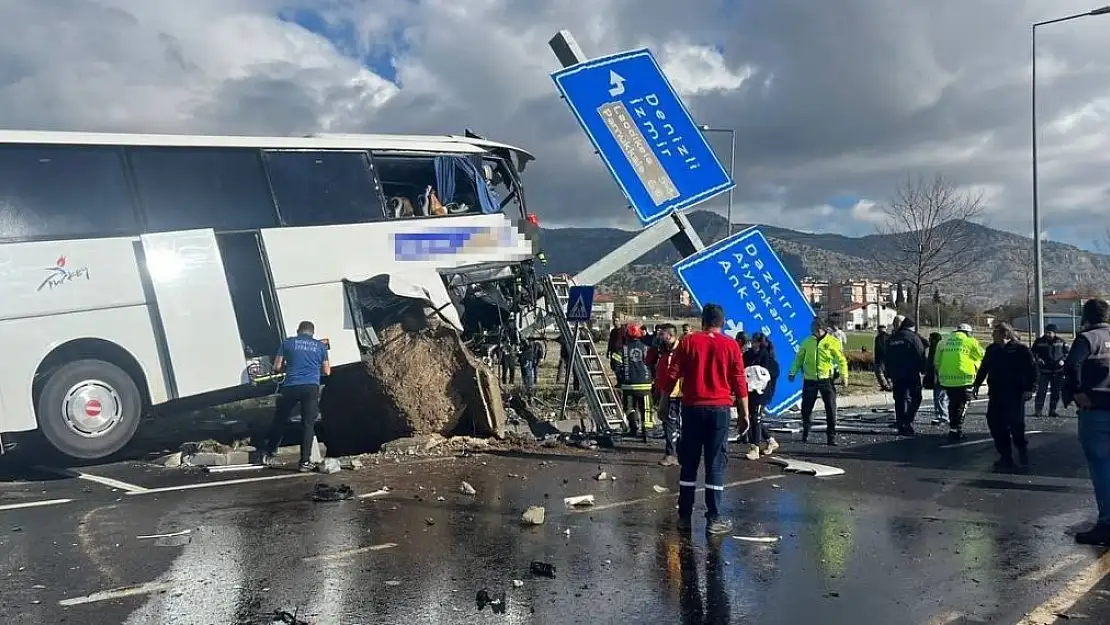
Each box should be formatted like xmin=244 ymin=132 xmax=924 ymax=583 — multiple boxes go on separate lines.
xmin=673 ymin=227 xmax=816 ymax=416
xmin=565 ymin=286 xmax=595 ymax=322
xmin=552 ymin=48 xmax=734 ymax=228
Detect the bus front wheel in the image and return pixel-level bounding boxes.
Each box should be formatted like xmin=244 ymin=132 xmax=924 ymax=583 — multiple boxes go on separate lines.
xmin=36 ymin=359 xmax=143 ymax=461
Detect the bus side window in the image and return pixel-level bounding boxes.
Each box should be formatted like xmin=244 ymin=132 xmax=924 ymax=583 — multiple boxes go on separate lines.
xmin=374 ymin=155 xmax=493 ymax=219
xmin=263 ymin=150 xmax=385 ymax=227
xmin=0 ymin=145 xmax=139 ymax=241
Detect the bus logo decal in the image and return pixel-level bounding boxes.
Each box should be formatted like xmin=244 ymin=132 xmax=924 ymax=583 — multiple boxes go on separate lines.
xmin=393 ymin=226 xmax=514 ymax=261
xmin=37 ymin=255 xmax=90 ymax=292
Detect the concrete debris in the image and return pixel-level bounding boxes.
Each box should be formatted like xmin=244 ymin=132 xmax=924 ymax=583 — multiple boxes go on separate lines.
xmin=459 ymin=481 xmax=477 ymax=496
xmin=563 ymin=495 xmax=595 ymax=508
xmin=652 ymin=485 xmax=670 ymax=494
xmin=385 ymin=580 xmax=402 ymax=587
xmin=381 ymin=434 xmax=447 ymax=455
xmin=318 ymin=318 xmax=506 ymax=456
xmin=318 ymin=458 xmax=342 ymax=474
xmin=184 ymin=450 xmax=251 ymax=467
xmin=437 ymin=496 xmax=447 ymax=502
xmin=521 ymin=506 xmax=546 ymax=526
xmin=594 ymin=471 xmax=608 ymax=481
xmin=511 ymin=580 xmax=524 ymax=588
xmin=425 ymin=517 xmax=436 ymax=526
xmin=507 ymin=473 xmax=527 ymax=480
xmin=311 ymin=483 xmax=354 ymax=502
xmin=136 ymin=529 xmax=192 ymax=540
xmin=155 ymin=452 xmax=183 ymax=468
xmin=358 ymin=486 xmax=391 ymax=499
xmin=338 ymin=456 xmax=365 ymax=470
xmin=529 ymin=561 xmax=557 ymax=578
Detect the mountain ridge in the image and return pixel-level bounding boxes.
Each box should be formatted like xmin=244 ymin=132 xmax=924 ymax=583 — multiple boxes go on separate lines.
xmin=538 ymin=211 xmax=1110 ymax=306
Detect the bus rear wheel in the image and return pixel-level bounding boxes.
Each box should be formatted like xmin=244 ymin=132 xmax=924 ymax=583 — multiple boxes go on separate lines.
xmin=36 ymin=359 xmax=142 ymax=461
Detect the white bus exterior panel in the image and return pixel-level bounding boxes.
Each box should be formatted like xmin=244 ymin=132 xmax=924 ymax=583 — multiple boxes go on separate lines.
xmin=274 ymin=282 xmax=359 ymax=367
xmin=139 ymin=230 xmax=246 ymax=398
xmin=0 ymin=306 xmax=168 ymax=432
xmin=0 ymin=237 xmax=147 ymax=322
xmin=261 ymin=214 xmax=534 ymax=291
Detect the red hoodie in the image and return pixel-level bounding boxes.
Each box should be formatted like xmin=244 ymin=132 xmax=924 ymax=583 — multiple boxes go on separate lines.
xmin=664 ymin=329 xmax=748 ymax=407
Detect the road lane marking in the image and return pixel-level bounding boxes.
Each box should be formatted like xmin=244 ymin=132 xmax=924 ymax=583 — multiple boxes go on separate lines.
xmin=37 ymin=466 xmax=149 ymax=493
xmin=0 ymin=498 xmax=73 ymax=512
xmin=58 ymin=581 xmax=176 ymax=606
xmin=1017 ymin=549 xmax=1110 ymax=624
xmin=571 ymin=475 xmax=784 ymax=514
xmin=940 ymin=431 xmax=1043 ymax=449
xmin=1020 ymin=552 xmax=1088 ymax=583
xmin=922 ymin=612 xmax=964 ymax=625
xmin=125 ymin=472 xmax=310 ymax=495
xmin=302 ymin=542 xmax=397 ymax=563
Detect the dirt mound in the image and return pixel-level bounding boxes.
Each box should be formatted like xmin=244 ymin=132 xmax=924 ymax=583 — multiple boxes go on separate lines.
xmin=320 ymin=319 xmax=505 ymax=456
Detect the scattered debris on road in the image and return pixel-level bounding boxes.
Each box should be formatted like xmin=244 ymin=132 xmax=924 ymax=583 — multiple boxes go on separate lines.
xmin=338 ymin=456 xmax=364 ymax=470
xmin=385 ymin=580 xmax=402 ymax=587
xmin=732 ymin=535 xmax=780 ymax=544
xmin=521 ymin=506 xmax=546 ymax=525
xmin=318 ymin=458 xmax=341 ymax=474
xmin=311 ymin=483 xmax=354 ymax=502
xmin=476 ymin=588 xmax=507 ymax=614
xmin=769 ymin=456 xmax=846 ymax=477
xmin=563 ymin=495 xmax=594 ymax=508
xmin=136 ymin=529 xmax=192 ymax=541
xmin=652 ymin=485 xmax=670 ymax=494
xmin=358 ymin=486 xmax=391 ymax=499
xmin=459 ymin=481 xmax=477 ymax=495
xmin=529 ymin=561 xmax=557 ymax=578
xmin=425 ymin=517 xmax=436 ymax=526
xmin=594 ymin=471 xmax=608 ymax=481
xmin=511 ymin=580 xmax=524 ymax=588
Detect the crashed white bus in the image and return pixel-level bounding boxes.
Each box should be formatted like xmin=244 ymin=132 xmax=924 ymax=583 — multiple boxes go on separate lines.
xmin=0 ymin=129 xmax=541 ymax=460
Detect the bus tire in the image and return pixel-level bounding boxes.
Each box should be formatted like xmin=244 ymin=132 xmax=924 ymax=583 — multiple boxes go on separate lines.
xmin=35 ymin=359 xmax=143 ymax=461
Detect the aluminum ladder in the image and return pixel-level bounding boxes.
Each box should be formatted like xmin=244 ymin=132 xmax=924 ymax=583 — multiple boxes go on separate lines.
xmin=543 ymin=274 xmax=626 ymax=433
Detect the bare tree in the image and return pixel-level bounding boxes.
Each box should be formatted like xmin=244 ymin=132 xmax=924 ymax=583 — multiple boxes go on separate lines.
xmin=873 ymin=174 xmax=989 ymax=322
xmin=1003 ymin=246 xmax=1035 ymax=341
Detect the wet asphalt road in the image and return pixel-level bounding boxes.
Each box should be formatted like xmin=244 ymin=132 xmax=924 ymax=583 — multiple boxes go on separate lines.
xmin=2 ymin=404 xmax=1109 ymax=624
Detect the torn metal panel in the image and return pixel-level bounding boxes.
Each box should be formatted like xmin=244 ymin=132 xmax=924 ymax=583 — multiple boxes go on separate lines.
xmin=768 ymin=456 xmax=846 ymax=478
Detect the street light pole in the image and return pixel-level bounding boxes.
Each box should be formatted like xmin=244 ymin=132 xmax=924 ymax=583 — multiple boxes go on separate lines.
xmin=698 ymin=125 xmax=736 ymax=237
xmin=1031 ymin=5 xmax=1110 ymax=337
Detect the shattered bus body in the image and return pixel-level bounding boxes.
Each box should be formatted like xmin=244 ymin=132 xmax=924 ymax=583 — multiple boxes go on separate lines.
xmin=0 ymin=129 xmax=542 ymax=460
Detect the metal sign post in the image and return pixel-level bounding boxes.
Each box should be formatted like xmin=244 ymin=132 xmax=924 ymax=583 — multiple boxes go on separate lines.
xmin=560 ymin=320 xmax=580 ymax=420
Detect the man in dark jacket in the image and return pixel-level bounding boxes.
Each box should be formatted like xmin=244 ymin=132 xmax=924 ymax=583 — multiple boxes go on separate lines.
xmin=1064 ymin=299 xmax=1110 ymax=545
xmin=973 ymin=322 xmax=1038 ymax=470
xmin=1032 ymin=323 xmax=1069 ymax=417
xmin=613 ymin=324 xmax=654 ymax=441
xmin=884 ymin=318 xmax=927 ymax=436
xmin=873 ymin=325 xmax=893 ymax=392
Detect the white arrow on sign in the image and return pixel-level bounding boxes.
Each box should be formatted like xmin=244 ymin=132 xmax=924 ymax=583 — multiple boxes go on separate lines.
xmin=608 ymin=70 xmax=626 ymax=97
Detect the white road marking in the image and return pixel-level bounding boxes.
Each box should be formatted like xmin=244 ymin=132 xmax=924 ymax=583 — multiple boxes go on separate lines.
xmin=0 ymin=498 xmax=73 ymax=512
xmin=1020 ymin=552 xmax=1088 ymax=583
xmin=572 ymin=475 xmax=783 ymax=514
xmin=302 ymin=542 xmax=397 ymax=563
xmin=136 ymin=529 xmax=192 ymax=541
xmin=37 ymin=466 xmax=149 ymax=493
xmin=125 ymin=472 xmax=310 ymax=495
xmin=940 ymin=431 xmax=1043 ymax=449
xmin=1017 ymin=549 xmax=1110 ymax=624
xmin=58 ymin=581 xmax=176 ymax=606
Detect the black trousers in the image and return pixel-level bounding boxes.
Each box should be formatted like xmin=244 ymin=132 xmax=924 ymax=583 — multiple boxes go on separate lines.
xmin=1035 ymin=371 xmax=1063 ymax=415
xmin=874 ymin=361 xmax=891 ymax=389
xmin=944 ymin=386 xmax=974 ymax=430
xmin=500 ymin=358 xmax=515 ymax=385
xmin=986 ymin=394 xmax=1027 ymax=459
xmin=267 ymin=384 xmax=320 ymax=464
xmin=800 ymin=379 xmax=837 ymax=440
xmin=747 ymin=391 xmax=766 ymax=445
xmin=892 ymin=377 xmax=923 ymax=427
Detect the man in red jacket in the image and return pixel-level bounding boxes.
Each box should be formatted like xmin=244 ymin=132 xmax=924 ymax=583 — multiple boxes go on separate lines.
xmin=662 ymin=304 xmax=749 ymax=536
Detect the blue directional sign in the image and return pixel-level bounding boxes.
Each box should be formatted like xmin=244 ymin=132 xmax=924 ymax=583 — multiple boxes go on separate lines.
xmin=674 ymin=227 xmax=816 ymax=416
xmin=552 ymin=48 xmax=734 ymax=228
xmin=565 ymin=286 xmax=595 ymax=322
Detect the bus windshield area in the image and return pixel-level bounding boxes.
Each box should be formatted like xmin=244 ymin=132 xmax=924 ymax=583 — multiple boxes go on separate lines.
xmin=377 ymin=154 xmax=523 ymax=221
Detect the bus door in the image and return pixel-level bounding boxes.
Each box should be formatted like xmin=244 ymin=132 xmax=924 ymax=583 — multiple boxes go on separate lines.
xmin=215 ymin=231 xmax=283 ymax=368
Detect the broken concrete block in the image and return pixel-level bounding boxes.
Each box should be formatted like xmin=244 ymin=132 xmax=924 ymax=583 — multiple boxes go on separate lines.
xmin=155 ymin=452 xmax=183 ymax=468
xmin=186 ymin=452 xmax=227 ymax=467
xmin=338 ymin=457 xmax=364 ymax=470
xmin=563 ymin=495 xmax=595 ymax=508
xmin=459 ymin=481 xmax=476 ymax=496
xmin=319 ymin=458 xmax=341 ymax=474
xmin=381 ymin=434 xmax=446 ymax=455
xmin=521 ymin=506 xmax=546 ymax=525
xmin=594 ymin=471 xmax=608 ymax=481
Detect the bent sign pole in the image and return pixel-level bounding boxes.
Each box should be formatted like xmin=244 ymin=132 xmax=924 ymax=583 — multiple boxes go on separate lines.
xmin=548 ymin=30 xmax=708 ymax=282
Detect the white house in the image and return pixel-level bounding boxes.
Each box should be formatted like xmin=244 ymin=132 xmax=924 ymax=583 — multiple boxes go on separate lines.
xmin=833 ymin=303 xmax=898 ymax=331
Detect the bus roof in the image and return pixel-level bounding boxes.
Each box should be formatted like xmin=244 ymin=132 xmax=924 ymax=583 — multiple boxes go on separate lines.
xmin=0 ymin=129 xmax=534 ymax=160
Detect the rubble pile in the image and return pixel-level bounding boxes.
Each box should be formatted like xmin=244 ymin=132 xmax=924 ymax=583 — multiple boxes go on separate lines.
xmin=320 ymin=318 xmax=506 ymax=456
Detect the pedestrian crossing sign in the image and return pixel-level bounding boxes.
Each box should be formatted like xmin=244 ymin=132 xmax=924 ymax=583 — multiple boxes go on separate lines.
xmin=565 ymin=285 xmax=595 ymax=322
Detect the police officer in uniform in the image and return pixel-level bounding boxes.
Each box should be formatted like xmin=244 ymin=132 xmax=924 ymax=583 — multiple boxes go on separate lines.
xmin=935 ymin=323 xmax=985 ymax=441
xmin=264 ymin=321 xmax=330 ymax=472
xmin=789 ymin=319 xmax=849 ymax=445
xmin=1064 ymin=299 xmax=1110 ymax=545
xmin=1032 ymin=323 xmax=1069 ymax=417
xmin=884 ymin=317 xmax=927 ymax=436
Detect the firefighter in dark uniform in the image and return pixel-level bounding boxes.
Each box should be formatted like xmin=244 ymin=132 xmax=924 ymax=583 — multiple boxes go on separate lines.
xmin=612 ymin=323 xmax=654 ymax=441
xmin=1032 ymin=323 xmax=1069 ymax=417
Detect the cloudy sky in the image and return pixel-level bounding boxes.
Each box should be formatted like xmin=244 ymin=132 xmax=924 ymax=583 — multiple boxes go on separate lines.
xmin=2 ymin=0 xmax=1109 ymax=248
